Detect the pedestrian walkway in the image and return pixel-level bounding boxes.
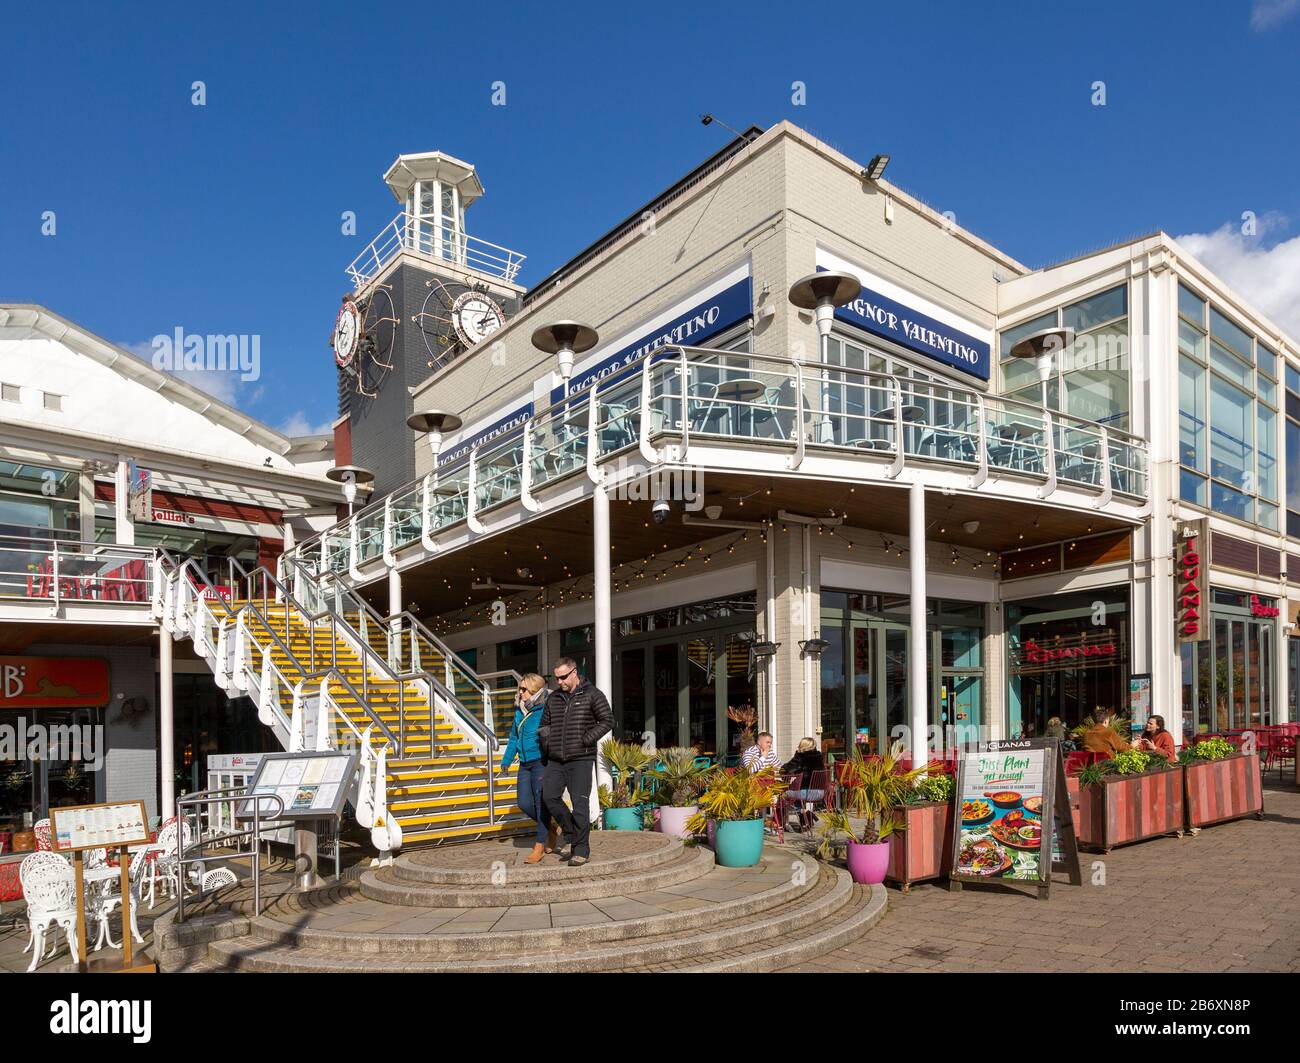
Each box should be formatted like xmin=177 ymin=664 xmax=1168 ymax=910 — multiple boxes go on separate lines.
xmin=782 ymin=780 xmax=1300 ymax=973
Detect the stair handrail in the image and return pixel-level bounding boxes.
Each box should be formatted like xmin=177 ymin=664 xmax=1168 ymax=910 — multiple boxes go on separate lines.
xmin=156 ymin=550 xmax=404 ymax=756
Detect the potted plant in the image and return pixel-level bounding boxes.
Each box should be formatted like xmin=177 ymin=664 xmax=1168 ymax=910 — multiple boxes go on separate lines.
xmin=686 ymin=767 xmax=787 ymax=867
xmin=1180 ymin=737 xmax=1263 ymax=829
xmin=599 ymin=739 xmax=655 ymax=830
xmin=1073 ymin=748 xmax=1184 ymax=852
xmin=885 ymin=771 xmax=956 ymax=891
xmin=647 ymin=746 xmax=708 ymax=838
xmin=814 ymin=741 xmax=930 ymax=885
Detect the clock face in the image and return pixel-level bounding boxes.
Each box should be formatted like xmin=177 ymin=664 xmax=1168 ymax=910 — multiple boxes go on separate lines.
xmin=333 ymin=300 xmax=362 ymax=366
xmin=451 ymin=291 xmax=505 ymax=348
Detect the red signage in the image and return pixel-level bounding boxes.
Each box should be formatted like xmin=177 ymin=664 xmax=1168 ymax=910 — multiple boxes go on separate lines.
xmin=1250 ymin=595 xmax=1280 ymax=618
xmin=1022 ymin=639 xmax=1116 ymax=664
xmin=0 ymin=656 xmax=110 ymax=708
xmin=1176 ymin=521 xmax=1208 ymax=643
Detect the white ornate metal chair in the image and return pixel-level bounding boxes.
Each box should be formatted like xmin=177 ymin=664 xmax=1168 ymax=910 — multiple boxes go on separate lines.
xmin=143 ymin=816 xmax=194 ymax=907
xmin=85 ymin=847 xmax=146 ymax=953
xmin=19 ymin=851 xmax=77 ymax=971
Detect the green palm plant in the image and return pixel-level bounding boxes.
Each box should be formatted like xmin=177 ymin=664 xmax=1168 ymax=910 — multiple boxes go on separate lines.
xmin=814 ymin=740 xmax=931 ymax=850
xmin=601 ymin=739 xmax=656 ymax=809
xmin=685 ymin=766 xmax=788 ymax=834
xmin=646 ymin=746 xmax=708 ymax=808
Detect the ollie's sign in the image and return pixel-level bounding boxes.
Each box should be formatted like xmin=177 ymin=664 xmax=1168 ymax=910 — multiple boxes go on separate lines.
xmin=1176 ymin=520 xmax=1208 ymax=643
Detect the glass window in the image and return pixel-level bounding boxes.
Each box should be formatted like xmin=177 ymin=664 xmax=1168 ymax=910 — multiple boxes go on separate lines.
xmin=1210 ymin=307 xmax=1253 ymax=362
xmin=1178 ymin=283 xmax=1205 ymax=326
xmin=1179 ymin=355 xmax=1206 ymax=470
xmin=1258 ymin=405 xmax=1278 ymax=501
xmin=999 ymin=312 xmax=1056 ymax=361
xmin=1181 ymin=468 xmax=1207 ymax=506
xmin=1 ymin=384 xmax=18 ymax=403
xmin=1211 ymin=340 xmax=1252 ymax=388
xmin=43 ymin=392 xmax=62 ymax=412
xmin=1062 ymin=321 xmax=1127 ymax=425
xmin=1063 ymin=285 xmax=1126 ymax=332
xmin=1211 ymin=481 xmax=1252 ymax=522
xmin=1288 ymin=419 xmax=1300 ymax=513
xmin=1258 ymin=343 xmax=1277 ymax=379
xmin=1259 ymin=501 xmax=1279 ymax=531
xmin=1209 ymin=375 xmax=1251 ymax=486
xmin=1258 ymin=375 xmax=1277 ymax=408
xmin=1287 ymin=364 xmax=1300 ymax=394
xmin=1178 ymin=319 xmax=1206 ymax=362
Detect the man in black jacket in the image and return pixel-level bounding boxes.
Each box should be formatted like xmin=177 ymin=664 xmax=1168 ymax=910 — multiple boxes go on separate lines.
xmin=539 ymin=657 xmax=613 ymax=866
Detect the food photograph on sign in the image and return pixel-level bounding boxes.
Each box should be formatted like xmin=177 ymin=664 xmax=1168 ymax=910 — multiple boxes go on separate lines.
xmin=956 ymin=748 xmax=1048 ymax=882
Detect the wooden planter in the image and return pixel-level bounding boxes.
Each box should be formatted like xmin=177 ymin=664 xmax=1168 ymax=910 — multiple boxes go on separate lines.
xmin=884 ymin=800 xmax=953 ymax=892
xmin=1074 ymin=766 xmax=1185 ymax=853
xmin=1184 ymin=752 xmax=1264 ymax=829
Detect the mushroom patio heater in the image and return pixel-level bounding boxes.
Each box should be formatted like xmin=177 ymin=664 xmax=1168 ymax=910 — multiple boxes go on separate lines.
xmin=407 ymin=409 xmax=463 ymax=462
xmin=325 ymin=464 xmax=375 ymax=515
xmin=1009 ymin=326 xmax=1076 ymax=409
xmin=531 ymin=320 xmax=599 ymax=384
xmin=788 ymin=271 xmax=861 ymax=340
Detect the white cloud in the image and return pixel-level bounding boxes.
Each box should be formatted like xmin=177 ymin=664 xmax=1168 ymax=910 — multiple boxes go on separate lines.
xmin=277 ymin=411 xmax=334 ymax=437
xmin=1174 ymin=218 xmax=1300 ymax=344
xmin=1251 ymin=0 xmax=1299 ymax=30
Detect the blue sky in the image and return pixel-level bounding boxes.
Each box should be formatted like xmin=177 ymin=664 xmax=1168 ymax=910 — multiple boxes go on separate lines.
xmin=2 ymin=0 xmax=1298 ymax=436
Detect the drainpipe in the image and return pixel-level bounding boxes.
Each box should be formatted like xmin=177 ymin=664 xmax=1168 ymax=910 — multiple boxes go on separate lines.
xmin=909 ymin=481 xmax=928 ymax=768
xmin=592 ymin=484 xmax=612 ymax=819
xmin=765 ymin=520 xmax=778 ymax=735
xmin=802 ymin=523 xmax=814 ymax=741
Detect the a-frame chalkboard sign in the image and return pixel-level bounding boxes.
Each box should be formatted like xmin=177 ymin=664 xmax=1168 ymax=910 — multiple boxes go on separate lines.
xmin=949 ymin=737 xmax=1081 ymax=900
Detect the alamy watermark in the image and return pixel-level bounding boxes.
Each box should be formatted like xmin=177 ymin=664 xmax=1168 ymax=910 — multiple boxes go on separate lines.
xmin=0 ymin=717 xmax=104 ymax=771
xmin=150 ymin=327 xmax=260 ymax=382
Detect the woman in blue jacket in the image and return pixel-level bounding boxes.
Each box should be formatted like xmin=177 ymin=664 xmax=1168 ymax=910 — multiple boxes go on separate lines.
xmin=500 ymin=673 xmax=555 ymax=863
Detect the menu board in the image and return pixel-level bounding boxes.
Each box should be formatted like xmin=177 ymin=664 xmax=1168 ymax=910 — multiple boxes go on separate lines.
xmin=51 ymin=800 xmax=150 ymax=852
xmin=237 ymin=750 xmax=358 ymax=820
xmin=951 ymin=738 xmax=1080 ymax=898
xmin=1128 ymin=673 xmax=1152 ymax=734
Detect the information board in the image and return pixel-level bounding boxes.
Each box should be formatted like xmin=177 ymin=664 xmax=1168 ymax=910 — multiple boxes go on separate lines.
xmin=950 ymin=738 xmax=1080 ymax=900
xmin=237 ymin=750 xmax=358 ymax=820
xmin=50 ymin=800 xmax=150 ymax=853
xmin=1128 ymin=673 xmax=1152 ymax=734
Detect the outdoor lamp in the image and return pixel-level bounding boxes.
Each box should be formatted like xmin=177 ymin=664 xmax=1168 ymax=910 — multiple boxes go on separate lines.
xmin=751 ymin=640 xmax=781 ymax=660
xmin=1009 ymin=326 xmax=1076 ymax=409
xmin=532 ymin=321 xmax=599 ymax=384
xmin=798 ymin=637 xmax=830 ymax=656
xmin=862 ymin=154 xmax=890 ymax=181
xmin=788 ymin=272 xmax=861 ymax=339
xmin=407 ymin=410 xmax=463 ymax=461
xmin=326 ymin=464 xmax=375 ymax=513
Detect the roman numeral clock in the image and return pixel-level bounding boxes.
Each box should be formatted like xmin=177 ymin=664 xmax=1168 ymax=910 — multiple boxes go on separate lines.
xmin=334 ymin=150 xmax=525 ymax=493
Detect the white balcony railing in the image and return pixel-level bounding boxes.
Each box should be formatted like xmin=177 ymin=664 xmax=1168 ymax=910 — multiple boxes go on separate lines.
xmin=345 ymin=211 xmax=526 ymax=290
xmin=0 ymin=532 xmax=155 ymax=607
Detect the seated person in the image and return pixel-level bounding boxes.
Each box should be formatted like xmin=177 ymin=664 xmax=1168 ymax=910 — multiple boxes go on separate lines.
xmin=782 ymin=738 xmax=826 ymax=801
xmin=1080 ymin=710 xmax=1131 ymax=755
xmin=1132 ymin=714 xmax=1176 ymax=759
xmin=741 ymin=731 xmax=782 ymax=771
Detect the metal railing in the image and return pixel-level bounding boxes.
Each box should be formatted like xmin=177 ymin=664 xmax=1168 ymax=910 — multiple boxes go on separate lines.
xmin=346 ymin=210 xmax=526 ymax=290
xmin=0 ymin=532 xmax=154 ymax=605
xmin=294 ymin=343 xmax=1150 ymax=570
xmin=174 ymin=787 xmax=285 ymax=923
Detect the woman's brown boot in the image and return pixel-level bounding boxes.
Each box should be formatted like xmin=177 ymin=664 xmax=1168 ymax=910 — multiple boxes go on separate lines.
xmin=524 ymin=843 xmax=545 ymax=864
xmin=544 ymin=825 xmax=558 ymax=853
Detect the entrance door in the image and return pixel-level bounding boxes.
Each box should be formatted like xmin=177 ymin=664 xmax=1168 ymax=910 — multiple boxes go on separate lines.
xmin=618 ymin=647 xmax=648 ymax=744
xmin=651 ymin=642 xmax=679 ymax=748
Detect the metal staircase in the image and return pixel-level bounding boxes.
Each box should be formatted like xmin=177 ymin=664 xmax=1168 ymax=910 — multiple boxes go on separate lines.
xmin=152 ymin=551 xmax=530 ymax=849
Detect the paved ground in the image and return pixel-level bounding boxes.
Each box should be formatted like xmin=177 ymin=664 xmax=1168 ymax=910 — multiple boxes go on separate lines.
xmin=781 ymin=778 xmax=1300 ymax=973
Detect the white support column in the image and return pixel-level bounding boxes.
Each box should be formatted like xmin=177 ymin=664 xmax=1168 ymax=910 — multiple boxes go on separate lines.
xmin=592 ymin=484 xmax=612 ymax=819
xmin=388 ymin=565 xmax=403 ymax=670
xmin=114 ymin=457 xmax=134 ymax=545
xmin=159 ymin=628 xmax=175 ymax=819
xmin=908 ymin=481 xmax=928 ymax=767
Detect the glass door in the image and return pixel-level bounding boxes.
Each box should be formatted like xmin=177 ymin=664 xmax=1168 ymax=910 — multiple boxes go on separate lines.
xmin=651 ymin=642 xmax=679 ymax=749
xmin=685 ymin=636 xmax=718 ymax=754
xmin=618 ymin=647 xmax=647 ymax=744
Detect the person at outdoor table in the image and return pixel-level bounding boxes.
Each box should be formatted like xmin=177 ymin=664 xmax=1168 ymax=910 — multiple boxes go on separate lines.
xmin=1080 ymin=710 xmax=1130 ymax=755
xmin=782 ymin=738 xmax=826 ymax=831
xmin=499 ymin=673 xmax=555 ymax=864
xmin=1133 ymin=714 xmax=1176 ymax=759
xmin=742 ymin=731 xmax=781 ymax=771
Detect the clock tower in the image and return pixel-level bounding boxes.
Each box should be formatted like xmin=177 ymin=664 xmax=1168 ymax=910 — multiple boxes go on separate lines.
xmin=332 ymin=151 xmax=526 ymax=493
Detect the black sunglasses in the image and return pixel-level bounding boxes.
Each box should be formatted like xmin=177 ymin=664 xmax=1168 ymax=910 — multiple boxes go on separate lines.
xmin=553 ymin=669 xmax=575 ymax=681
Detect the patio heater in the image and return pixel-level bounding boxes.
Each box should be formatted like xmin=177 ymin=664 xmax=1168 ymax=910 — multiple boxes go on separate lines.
xmin=407 ymin=409 xmax=463 ymax=462
xmin=531 ymin=320 xmax=599 ymax=385
xmin=325 ymin=464 xmax=375 ymax=516
xmin=788 ymin=271 xmax=861 ymax=342
xmin=1009 ymin=326 xmax=1076 ymax=410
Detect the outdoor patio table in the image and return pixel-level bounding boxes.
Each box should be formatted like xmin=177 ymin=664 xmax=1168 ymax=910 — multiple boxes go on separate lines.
xmin=992 ymin=420 xmax=1044 ymax=472
xmin=713 ymin=378 xmax=766 ymax=436
xmin=877 ymin=404 xmax=927 ymax=452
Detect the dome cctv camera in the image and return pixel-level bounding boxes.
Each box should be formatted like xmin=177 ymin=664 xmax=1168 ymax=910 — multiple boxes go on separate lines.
xmin=652 ymin=499 xmax=671 ymax=524
xmin=704 ymin=504 xmax=723 ymax=520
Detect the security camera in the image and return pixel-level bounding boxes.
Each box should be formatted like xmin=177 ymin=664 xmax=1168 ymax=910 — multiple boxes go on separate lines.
xmin=652 ymin=499 xmax=671 ymax=524
xmin=705 ymin=504 xmax=723 ymax=520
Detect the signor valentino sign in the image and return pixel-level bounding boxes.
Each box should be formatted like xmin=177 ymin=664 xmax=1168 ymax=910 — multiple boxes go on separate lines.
xmin=1176 ymin=519 xmax=1208 ymax=643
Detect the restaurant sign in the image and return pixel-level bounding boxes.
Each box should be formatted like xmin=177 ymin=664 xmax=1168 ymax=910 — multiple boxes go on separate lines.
xmin=951 ymin=737 xmax=1080 ymax=900
xmin=0 ymin=656 xmax=110 ymax=709
xmin=1176 ymin=519 xmax=1208 ymax=643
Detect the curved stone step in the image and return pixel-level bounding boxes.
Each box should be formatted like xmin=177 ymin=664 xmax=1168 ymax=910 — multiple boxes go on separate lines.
xmin=358 ymin=841 xmax=714 ymax=907
xmin=391 ymin=831 xmax=683 ymax=885
xmin=240 ymin=850 xmax=820 ymax=959
xmin=204 ymin=850 xmax=858 ymax=972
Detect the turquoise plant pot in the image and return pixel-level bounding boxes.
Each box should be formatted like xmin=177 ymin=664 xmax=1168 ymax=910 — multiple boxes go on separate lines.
xmin=713 ymin=817 xmax=765 ymax=867
xmin=603 ymin=807 xmax=643 ymax=831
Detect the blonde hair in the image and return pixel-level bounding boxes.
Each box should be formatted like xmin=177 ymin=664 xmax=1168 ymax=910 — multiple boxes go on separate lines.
xmin=518 ymin=673 xmax=545 ymax=696
xmin=797 ymin=737 xmax=816 ymax=753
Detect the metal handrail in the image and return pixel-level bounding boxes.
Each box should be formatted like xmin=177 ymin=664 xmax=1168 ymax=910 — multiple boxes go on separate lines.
xmin=345 ymin=209 xmax=526 ymax=290
xmin=174 ymin=787 xmax=285 ymax=924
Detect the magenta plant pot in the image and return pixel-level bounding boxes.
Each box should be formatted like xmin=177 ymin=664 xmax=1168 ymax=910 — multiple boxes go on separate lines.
xmin=846 ymin=840 xmax=891 ymax=885
xmin=657 ymin=805 xmax=698 ymax=839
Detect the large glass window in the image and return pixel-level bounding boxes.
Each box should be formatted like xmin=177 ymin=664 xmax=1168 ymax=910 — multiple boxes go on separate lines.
xmin=1178 ymin=284 xmax=1278 ymax=529
xmin=999 ymin=286 xmax=1129 ymax=428
xmin=1287 ymin=371 xmax=1300 ymax=538
xmin=1182 ymin=590 xmax=1276 ymax=733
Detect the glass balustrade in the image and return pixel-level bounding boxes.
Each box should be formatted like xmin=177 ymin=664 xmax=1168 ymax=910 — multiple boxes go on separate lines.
xmin=475 ymin=435 xmax=525 ymax=512
xmin=390 ymin=484 xmax=423 ymax=551
xmin=429 ymin=466 xmax=470 ymax=531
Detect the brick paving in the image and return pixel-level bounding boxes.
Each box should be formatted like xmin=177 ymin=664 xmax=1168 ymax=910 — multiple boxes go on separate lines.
xmin=781 ymin=779 xmax=1300 ymax=973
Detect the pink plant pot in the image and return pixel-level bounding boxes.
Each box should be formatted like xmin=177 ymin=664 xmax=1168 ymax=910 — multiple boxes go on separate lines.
xmin=657 ymin=805 xmax=698 ymax=839
xmin=846 ymin=839 xmax=891 ymax=885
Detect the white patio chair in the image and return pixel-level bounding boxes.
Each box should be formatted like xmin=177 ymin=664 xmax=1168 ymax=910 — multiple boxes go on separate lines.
xmin=19 ymin=851 xmax=77 ymax=971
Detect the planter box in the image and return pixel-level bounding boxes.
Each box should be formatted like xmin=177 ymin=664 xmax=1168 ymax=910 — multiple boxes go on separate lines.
xmin=1184 ymin=752 xmax=1264 ymax=829
xmin=1075 ymin=766 xmax=1185 ymax=853
xmin=884 ymin=801 xmax=953 ymax=891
